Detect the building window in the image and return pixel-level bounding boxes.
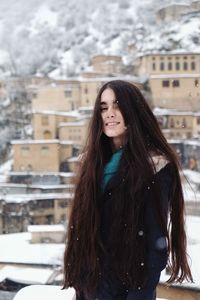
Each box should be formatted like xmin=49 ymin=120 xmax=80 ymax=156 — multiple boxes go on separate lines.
xmin=84 ymin=87 xmax=88 ymax=94
xmin=182 ymin=118 xmax=187 ymax=128
xmin=41 ymin=116 xmax=49 ymax=126
xmin=21 ymin=146 xmax=30 ymax=157
xmin=191 ymin=62 xmax=196 ymax=70
xmin=195 ymin=79 xmax=199 ymax=87
xmin=168 ymin=56 xmax=172 ymax=60
xmin=64 ymin=90 xmax=72 ymax=97
xmin=172 ymin=80 xmax=180 ymax=87
xmin=41 ymin=146 xmax=49 ymax=156
xmin=197 ymin=117 xmax=200 ymax=125
xmin=152 ymin=57 xmax=155 ymax=60
xmin=183 ymin=62 xmax=188 ymax=70
xmin=183 ymin=56 xmax=187 ymax=60
xmin=152 ymin=63 xmax=156 ymax=70
xmin=170 ymin=118 xmax=174 ymax=128
xmin=162 ymin=80 xmax=170 ymax=87
xmin=175 ymin=62 xmax=180 ymax=70
xmin=160 ymin=62 xmax=164 ymax=71
xmin=43 ymin=130 xmax=52 ymax=139
xmin=168 ymin=62 xmax=172 ymax=70
xmin=32 ymin=92 xmax=38 ymax=98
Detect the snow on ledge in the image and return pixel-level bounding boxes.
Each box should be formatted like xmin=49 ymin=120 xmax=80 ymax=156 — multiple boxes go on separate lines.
xmin=13 ymin=285 xmax=167 ymax=300
xmin=13 ymin=285 xmax=75 ymax=300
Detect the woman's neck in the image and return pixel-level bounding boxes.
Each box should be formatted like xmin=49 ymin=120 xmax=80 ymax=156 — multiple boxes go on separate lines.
xmin=111 ymin=135 xmax=127 ymax=152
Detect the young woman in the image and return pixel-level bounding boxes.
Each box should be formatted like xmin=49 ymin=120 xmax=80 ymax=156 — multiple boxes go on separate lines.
xmin=63 ymin=80 xmax=193 ymax=300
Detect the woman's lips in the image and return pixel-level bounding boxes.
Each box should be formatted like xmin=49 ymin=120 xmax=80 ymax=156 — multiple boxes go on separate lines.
xmin=106 ymin=122 xmax=120 ymax=126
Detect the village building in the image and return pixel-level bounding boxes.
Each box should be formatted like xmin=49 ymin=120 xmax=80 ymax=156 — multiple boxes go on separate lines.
xmin=136 ymin=52 xmax=200 ymax=111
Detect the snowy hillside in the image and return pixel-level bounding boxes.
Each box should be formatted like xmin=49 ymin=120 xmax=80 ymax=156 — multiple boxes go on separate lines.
xmin=0 ymin=0 xmax=199 ymax=78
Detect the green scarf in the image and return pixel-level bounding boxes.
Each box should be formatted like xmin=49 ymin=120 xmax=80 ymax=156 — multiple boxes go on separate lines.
xmin=102 ymin=148 xmax=123 ymax=192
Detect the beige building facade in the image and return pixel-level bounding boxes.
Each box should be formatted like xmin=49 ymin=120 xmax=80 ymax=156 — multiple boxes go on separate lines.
xmin=32 ymin=84 xmax=80 ymax=112
xmin=156 ymin=2 xmax=200 ymax=23
xmin=91 ymin=54 xmax=123 ymax=74
xmin=0 ymin=193 xmax=73 ymax=234
xmin=12 ymin=140 xmax=75 ymax=173
xmin=136 ymin=53 xmax=200 ymax=110
xmin=153 ymin=108 xmax=200 ymax=139
xmin=33 ymin=111 xmax=80 ymax=140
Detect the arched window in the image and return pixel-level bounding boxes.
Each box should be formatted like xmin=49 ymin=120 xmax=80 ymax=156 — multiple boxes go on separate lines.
xmin=160 ymin=62 xmax=164 ymax=71
xmin=176 ymin=62 xmax=180 ymax=70
xmin=191 ymin=62 xmax=196 ymax=70
xmin=183 ymin=62 xmax=188 ymax=70
xmin=43 ymin=130 xmax=52 ymax=139
xmin=168 ymin=62 xmax=172 ymax=70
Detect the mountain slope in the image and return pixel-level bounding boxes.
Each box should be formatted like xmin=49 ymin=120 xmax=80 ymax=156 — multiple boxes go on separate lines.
xmin=0 ymin=0 xmax=199 ymax=78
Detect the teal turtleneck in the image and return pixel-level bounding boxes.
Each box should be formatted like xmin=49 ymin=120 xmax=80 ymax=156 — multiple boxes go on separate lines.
xmin=102 ymin=148 xmax=123 ymax=192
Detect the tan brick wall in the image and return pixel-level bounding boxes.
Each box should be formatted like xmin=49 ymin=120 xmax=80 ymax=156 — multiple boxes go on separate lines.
xmin=137 ymin=54 xmax=200 ymax=76
xmin=59 ymin=122 xmax=89 ymax=146
xmin=59 ymin=143 xmax=74 ymax=162
xmin=33 ymin=113 xmax=57 ymax=139
xmin=32 ymin=85 xmax=80 ymax=111
xmin=33 ymin=113 xmax=79 ymax=140
xmin=12 ymin=141 xmax=60 ymax=172
xmin=193 ymin=115 xmax=200 ymax=136
xmin=149 ymin=77 xmax=200 ymax=110
xmin=54 ymin=199 xmax=71 ymax=223
xmin=157 ymin=283 xmax=200 ymax=300
xmin=80 ymin=80 xmax=102 ymax=107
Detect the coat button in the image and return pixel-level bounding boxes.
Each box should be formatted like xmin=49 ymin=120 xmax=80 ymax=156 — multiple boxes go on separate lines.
xmin=138 ymin=230 xmax=144 ymax=236
xmin=108 ymin=192 xmax=112 ymax=195
xmin=138 ymin=286 xmax=141 ymax=290
xmin=140 ymin=262 xmax=144 ymax=266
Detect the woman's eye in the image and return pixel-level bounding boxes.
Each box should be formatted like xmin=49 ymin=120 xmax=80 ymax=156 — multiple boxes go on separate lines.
xmin=100 ymin=107 xmax=107 ymax=111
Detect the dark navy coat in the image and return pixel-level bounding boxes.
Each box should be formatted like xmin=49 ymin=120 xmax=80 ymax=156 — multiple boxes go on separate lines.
xmin=76 ymin=161 xmax=172 ymax=300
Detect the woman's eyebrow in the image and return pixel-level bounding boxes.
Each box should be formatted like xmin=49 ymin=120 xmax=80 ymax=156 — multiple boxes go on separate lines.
xmin=100 ymin=101 xmax=107 ymax=106
xmin=100 ymin=100 xmax=116 ymax=105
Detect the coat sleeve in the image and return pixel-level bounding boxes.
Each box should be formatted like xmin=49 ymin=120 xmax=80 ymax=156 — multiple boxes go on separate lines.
xmin=144 ymin=162 xmax=173 ymax=272
xmin=126 ymin=163 xmax=173 ymax=299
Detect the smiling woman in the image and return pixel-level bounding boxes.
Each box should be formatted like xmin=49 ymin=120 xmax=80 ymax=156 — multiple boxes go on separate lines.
xmin=100 ymin=88 xmax=127 ymax=151
xmin=63 ymin=80 xmax=193 ymax=300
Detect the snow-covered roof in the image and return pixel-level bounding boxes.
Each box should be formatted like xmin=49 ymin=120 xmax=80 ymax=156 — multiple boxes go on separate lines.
xmin=79 ymin=106 xmax=94 ymax=110
xmin=79 ymin=75 xmax=140 ymax=83
xmin=153 ymin=107 xmax=194 ymax=116
xmin=32 ymin=110 xmax=80 ymax=117
xmin=0 ymin=266 xmax=55 ymax=285
xmin=0 ymin=183 xmax=74 ymax=189
xmin=8 ymin=171 xmax=75 ymax=176
xmin=0 ymin=232 xmax=64 ymax=265
xmin=138 ymin=52 xmax=200 ymax=58
xmin=59 ymin=121 xmax=86 ymax=127
xmin=67 ymin=157 xmax=79 ymax=162
xmin=28 ymin=224 xmax=65 ymax=233
xmin=11 ymin=140 xmax=59 ymax=145
xmin=1 ymin=193 xmax=73 ymax=203
xmin=183 ymin=170 xmax=200 ymax=185
xmin=150 ymin=74 xmax=200 ymax=79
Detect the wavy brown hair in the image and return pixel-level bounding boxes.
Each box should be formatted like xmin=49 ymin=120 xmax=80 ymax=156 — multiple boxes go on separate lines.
xmin=63 ymin=80 xmax=193 ymax=297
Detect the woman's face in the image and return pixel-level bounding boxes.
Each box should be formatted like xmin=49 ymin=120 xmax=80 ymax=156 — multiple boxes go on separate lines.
xmin=100 ymin=88 xmax=127 ymax=149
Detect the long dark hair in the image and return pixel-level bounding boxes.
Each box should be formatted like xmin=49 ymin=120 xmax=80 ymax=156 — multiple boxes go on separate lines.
xmin=63 ymin=80 xmax=193 ymax=297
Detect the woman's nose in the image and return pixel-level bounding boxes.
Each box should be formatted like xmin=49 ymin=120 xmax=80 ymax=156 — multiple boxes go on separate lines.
xmin=106 ymin=106 xmax=115 ymax=118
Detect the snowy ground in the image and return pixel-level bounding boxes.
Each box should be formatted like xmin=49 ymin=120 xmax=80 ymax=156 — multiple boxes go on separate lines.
xmin=160 ymin=215 xmax=200 ymax=290
xmin=0 ymin=232 xmax=64 ymax=266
